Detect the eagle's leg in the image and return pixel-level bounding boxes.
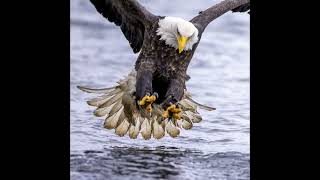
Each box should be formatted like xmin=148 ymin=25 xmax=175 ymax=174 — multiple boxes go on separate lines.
xmin=136 ymin=70 xmax=158 ymax=113
xmin=162 ymin=78 xmax=184 ymax=120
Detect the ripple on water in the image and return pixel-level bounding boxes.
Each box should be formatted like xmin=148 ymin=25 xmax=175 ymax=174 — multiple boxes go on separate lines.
xmin=71 ymin=147 xmax=249 ymax=180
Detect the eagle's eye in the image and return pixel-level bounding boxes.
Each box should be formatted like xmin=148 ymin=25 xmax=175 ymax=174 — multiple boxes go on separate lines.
xmin=177 ymin=29 xmax=181 ymax=37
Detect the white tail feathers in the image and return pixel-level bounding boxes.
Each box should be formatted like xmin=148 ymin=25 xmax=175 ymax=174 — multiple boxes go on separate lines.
xmin=78 ymin=70 xmax=215 ymax=140
xmin=115 ymin=118 xmax=130 ymax=137
xmin=77 ymin=86 xmax=116 ymax=93
xmin=165 ymin=120 xmax=180 ymax=138
xmin=128 ymin=123 xmax=139 ymax=139
xmin=187 ymin=99 xmax=216 ymax=111
xmin=94 ymin=102 xmax=115 ymax=117
xmin=87 ymin=94 xmax=113 ymax=107
xmin=181 ymin=115 xmax=193 ymax=130
xmin=98 ymin=92 xmax=123 ymax=108
xmin=140 ymin=118 xmax=152 ymax=140
xmin=179 ymin=99 xmax=197 ymax=112
xmin=152 ymin=117 xmax=165 ymax=139
xmin=104 ymin=106 xmax=123 ymax=129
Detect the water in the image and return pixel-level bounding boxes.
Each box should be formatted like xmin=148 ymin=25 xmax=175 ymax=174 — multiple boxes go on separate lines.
xmin=70 ymin=0 xmax=250 ymax=179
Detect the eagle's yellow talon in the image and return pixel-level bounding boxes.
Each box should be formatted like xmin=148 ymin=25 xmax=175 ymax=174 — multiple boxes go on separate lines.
xmin=145 ymin=95 xmax=156 ymax=103
xmin=139 ymin=95 xmax=157 ymax=113
xmin=163 ymin=110 xmax=169 ymax=118
xmin=172 ymin=107 xmax=182 ymax=113
xmin=163 ymin=104 xmax=182 ymax=120
xmin=139 ymin=96 xmax=148 ymax=106
xmin=139 ymin=95 xmax=157 ymax=106
xmin=173 ymin=113 xmax=181 ymax=120
xmin=167 ymin=104 xmax=176 ymax=111
xmin=146 ymin=104 xmax=152 ymax=113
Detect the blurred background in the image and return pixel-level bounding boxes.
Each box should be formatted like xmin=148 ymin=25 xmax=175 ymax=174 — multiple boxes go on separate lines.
xmin=71 ymin=0 xmax=250 ymax=179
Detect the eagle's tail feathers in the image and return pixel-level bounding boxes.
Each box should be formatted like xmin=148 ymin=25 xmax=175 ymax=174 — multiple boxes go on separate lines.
xmin=98 ymin=92 xmax=123 ymax=108
xmin=77 ymin=86 xmax=116 ymax=94
xmin=94 ymin=102 xmax=116 ymax=117
xmin=140 ymin=117 xmax=152 ymax=140
xmin=106 ymin=100 xmax=123 ymax=118
xmin=129 ymin=116 xmax=140 ymax=139
xmin=181 ymin=113 xmax=193 ymax=130
xmin=165 ymin=119 xmax=180 ymax=138
xmin=78 ymin=70 xmax=215 ymax=140
xmin=153 ymin=116 xmax=165 ymax=139
xmin=104 ymin=106 xmax=124 ymax=129
xmin=186 ymin=97 xmax=216 ymax=111
xmin=115 ymin=118 xmax=130 ymax=137
xmin=85 ymin=88 xmax=121 ymax=107
xmin=184 ymin=111 xmax=202 ymax=123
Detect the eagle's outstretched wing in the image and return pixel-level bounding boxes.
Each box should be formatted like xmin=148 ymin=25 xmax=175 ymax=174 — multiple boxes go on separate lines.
xmin=190 ymin=0 xmax=250 ymax=32
xmin=90 ymin=0 xmax=158 ymax=53
xmin=232 ymin=2 xmax=250 ymax=14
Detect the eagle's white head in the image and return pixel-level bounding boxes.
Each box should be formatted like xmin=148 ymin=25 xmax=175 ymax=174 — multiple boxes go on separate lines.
xmin=156 ymin=17 xmax=199 ymax=53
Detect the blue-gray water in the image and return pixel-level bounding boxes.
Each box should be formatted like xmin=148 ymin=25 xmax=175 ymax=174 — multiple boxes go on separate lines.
xmin=71 ymin=0 xmax=250 ymax=179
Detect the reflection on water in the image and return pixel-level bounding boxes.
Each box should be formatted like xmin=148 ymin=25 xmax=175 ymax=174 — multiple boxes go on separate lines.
xmin=106 ymin=147 xmax=184 ymax=178
xmin=71 ymin=146 xmax=249 ymax=180
xmin=71 ymin=146 xmax=185 ymax=179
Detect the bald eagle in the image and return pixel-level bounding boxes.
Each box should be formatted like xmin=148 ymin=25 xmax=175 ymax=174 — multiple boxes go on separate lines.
xmin=78 ymin=0 xmax=250 ymax=140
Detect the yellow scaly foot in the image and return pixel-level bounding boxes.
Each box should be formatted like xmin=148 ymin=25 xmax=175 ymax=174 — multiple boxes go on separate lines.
xmin=138 ymin=93 xmax=158 ymax=113
xmin=162 ymin=104 xmax=182 ymax=120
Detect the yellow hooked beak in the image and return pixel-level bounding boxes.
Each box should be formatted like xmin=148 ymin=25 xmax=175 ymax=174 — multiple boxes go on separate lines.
xmin=177 ymin=36 xmax=188 ymax=53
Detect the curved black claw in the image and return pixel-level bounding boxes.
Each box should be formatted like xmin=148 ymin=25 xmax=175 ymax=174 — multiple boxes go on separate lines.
xmin=152 ymin=92 xmax=159 ymax=99
xmin=161 ymin=95 xmax=182 ymax=120
xmin=161 ymin=95 xmax=178 ymax=110
xmin=162 ymin=103 xmax=182 ymax=120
